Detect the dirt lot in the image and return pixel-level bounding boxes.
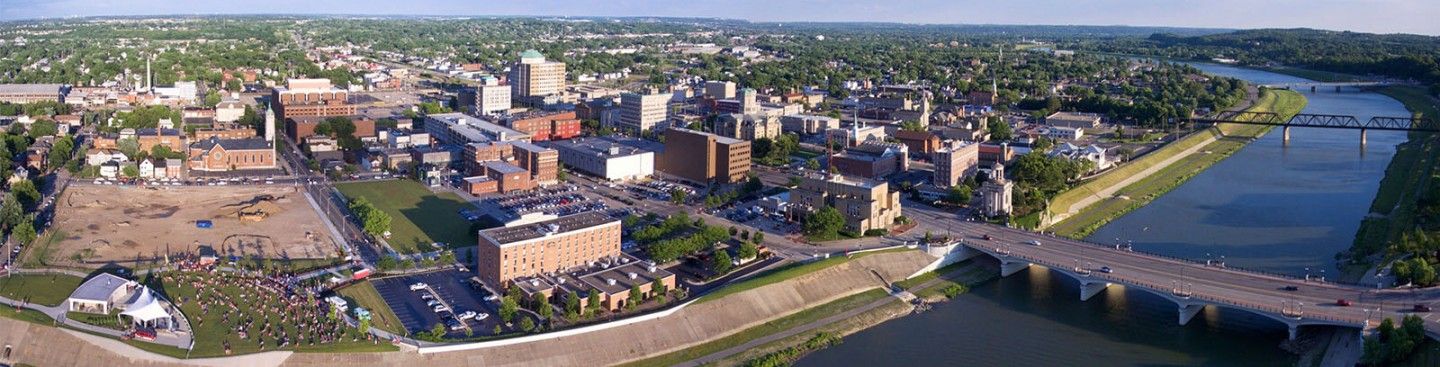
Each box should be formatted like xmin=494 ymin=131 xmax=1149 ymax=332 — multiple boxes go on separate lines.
xmin=47 ymin=185 xmax=339 ymax=267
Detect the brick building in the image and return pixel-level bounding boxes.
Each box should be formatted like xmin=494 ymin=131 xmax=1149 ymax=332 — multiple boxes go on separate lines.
xmin=475 ymin=212 xmax=621 ymax=286
xmin=510 ymin=141 xmax=559 ymax=185
xmin=656 ymin=128 xmax=750 ymax=184
xmin=270 ymin=79 xmax=355 ymax=122
xmin=187 ymin=137 xmax=276 ymax=171
xmin=497 ymin=111 xmax=581 ymax=141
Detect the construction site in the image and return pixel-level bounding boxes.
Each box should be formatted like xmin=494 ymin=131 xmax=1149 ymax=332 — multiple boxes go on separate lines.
xmin=41 ymin=184 xmax=341 ymax=268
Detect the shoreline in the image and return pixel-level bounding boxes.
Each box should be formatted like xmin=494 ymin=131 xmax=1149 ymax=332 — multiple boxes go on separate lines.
xmin=1046 ymin=89 xmax=1308 ymax=239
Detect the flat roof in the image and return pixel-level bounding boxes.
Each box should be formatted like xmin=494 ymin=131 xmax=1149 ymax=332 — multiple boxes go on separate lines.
xmin=69 ymin=273 xmax=130 ymax=302
xmin=509 ymin=141 xmax=552 ymax=154
xmin=482 ymin=161 xmax=526 ymax=174
xmin=0 ymin=84 xmax=63 ymax=94
xmin=578 ymin=259 xmax=675 ymax=295
xmin=549 ymin=137 xmax=652 ymax=158
xmin=480 ymin=211 xmax=617 ymax=246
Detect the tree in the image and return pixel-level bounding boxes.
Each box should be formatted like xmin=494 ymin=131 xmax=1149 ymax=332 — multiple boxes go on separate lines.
xmin=27 ymin=119 xmax=57 ymax=139
xmin=586 ymin=290 xmax=602 ymax=315
xmin=0 ymin=194 xmax=20 ymax=231
xmin=752 ymin=232 xmax=764 ymax=243
xmin=651 ymin=278 xmax=667 ymax=298
xmin=12 ymin=219 xmax=35 ymax=246
xmin=626 ymin=285 xmax=643 ymax=311
xmin=987 ymin=117 xmax=1013 ymax=141
xmin=564 ymin=291 xmax=581 ymax=320
xmin=711 ymin=251 xmax=734 ymax=275
xmin=48 ymin=136 xmax=74 ymax=168
xmin=116 ymin=138 xmax=141 ymax=160
xmin=534 ymin=293 xmax=552 ymax=320
xmin=204 ymin=90 xmax=222 ymax=107
xmin=899 ymin=120 xmax=926 ymax=132
xmin=669 ymin=188 xmax=688 ymax=205
xmin=806 ymin=158 xmax=821 ymax=170
xmin=803 ymin=206 xmax=846 ymax=237
xmin=519 ymin=317 xmax=536 ymax=332
xmin=738 ymin=242 xmax=759 ymax=260
xmin=499 ymin=296 xmax=519 ymax=323
xmin=944 ymin=185 xmax=973 ymax=205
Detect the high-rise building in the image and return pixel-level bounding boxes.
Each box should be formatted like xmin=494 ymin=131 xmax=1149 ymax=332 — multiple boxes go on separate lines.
xmin=475 ymin=212 xmax=621 ymax=285
xmin=705 ymin=81 xmax=736 ymax=99
xmin=619 ymin=92 xmax=670 ymax=134
xmin=657 ymin=128 xmax=750 ymax=184
xmin=512 ymin=50 xmax=566 ymax=98
xmin=789 ymin=174 xmax=902 ymax=233
xmin=932 ymin=141 xmax=980 ymax=187
xmin=461 ymin=77 xmax=512 ymax=115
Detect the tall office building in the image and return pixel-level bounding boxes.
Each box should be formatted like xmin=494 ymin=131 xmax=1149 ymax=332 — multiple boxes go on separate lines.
xmin=619 ymin=92 xmax=670 ymax=134
xmin=932 ymin=141 xmax=980 ymax=187
xmin=461 ymin=77 xmax=512 ymax=115
xmin=513 ymin=49 xmax=566 ymax=98
xmin=657 ymin=128 xmax=750 ymax=184
xmin=705 ymin=81 xmax=737 ymax=99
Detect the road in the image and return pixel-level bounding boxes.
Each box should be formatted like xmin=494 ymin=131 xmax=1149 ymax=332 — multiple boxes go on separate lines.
xmin=276 ymin=134 xmax=385 ymax=265
xmin=900 ymin=201 xmax=1440 ymax=338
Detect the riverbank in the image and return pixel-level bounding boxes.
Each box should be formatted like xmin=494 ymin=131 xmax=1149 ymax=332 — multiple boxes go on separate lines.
xmin=1048 ymin=89 xmax=1308 ymax=238
xmin=677 ymin=259 xmax=1000 ymax=367
xmin=1342 ymin=85 xmax=1440 ymax=282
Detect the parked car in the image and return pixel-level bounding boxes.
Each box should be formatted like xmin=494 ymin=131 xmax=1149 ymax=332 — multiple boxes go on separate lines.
xmin=420 ymin=293 xmax=434 ymax=300
xmin=1336 ymin=299 xmax=1352 ymax=307
xmin=433 ymin=305 xmax=451 ymax=313
xmin=426 ymin=300 xmax=441 ymax=307
xmin=409 ymin=282 xmax=429 ymax=291
xmin=1415 ymin=304 xmax=1432 ymax=312
xmin=447 ymin=321 xmax=464 ymax=331
xmin=474 ymin=312 xmax=490 ymax=321
xmin=483 ymin=294 xmax=499 ymax=302
xmin=456 ymin=311 xmax=478 ymax=320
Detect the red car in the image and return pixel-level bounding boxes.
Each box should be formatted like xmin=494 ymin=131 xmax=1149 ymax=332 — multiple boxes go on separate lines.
xmin=1336 ymin=299 xmax=1351 ymax=307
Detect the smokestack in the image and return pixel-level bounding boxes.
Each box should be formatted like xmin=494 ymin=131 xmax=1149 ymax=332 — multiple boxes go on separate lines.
xmin=146 ymin=56 xmax=152 ymax=92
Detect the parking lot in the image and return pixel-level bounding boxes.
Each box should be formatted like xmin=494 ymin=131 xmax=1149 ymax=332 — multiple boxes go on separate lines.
xmin=481 ymin=184 xmax=611 ymax=219
xmin=371 ymin=269 xmax=502 ymax=337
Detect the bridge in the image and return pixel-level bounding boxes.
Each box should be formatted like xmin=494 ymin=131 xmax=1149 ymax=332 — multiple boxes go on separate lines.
xmin=1259 ymin=81 xmax=1397 ymax=91
xmin=1189 ymin=110 xmax=1439 ymax=144
xmin=916 ymin=220 xmax=1440 ymax=341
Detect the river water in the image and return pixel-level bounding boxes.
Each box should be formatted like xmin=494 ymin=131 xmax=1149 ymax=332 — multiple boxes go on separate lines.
xmin=797 ymin=64 xmax=1412 ymax=366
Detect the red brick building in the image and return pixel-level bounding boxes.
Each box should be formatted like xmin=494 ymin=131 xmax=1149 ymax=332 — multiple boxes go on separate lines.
xmin=497 ymin=111 xmax=581 ymax=141
xmin=187 ymin=137 xmax=277 ymax=171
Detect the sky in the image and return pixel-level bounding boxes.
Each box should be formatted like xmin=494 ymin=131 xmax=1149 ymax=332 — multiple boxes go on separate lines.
xmin=3 ymin=0 xmax=1438 ymax=36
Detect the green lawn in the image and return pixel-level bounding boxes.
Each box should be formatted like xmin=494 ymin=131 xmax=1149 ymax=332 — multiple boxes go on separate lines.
xmin=695 ymin=248 xmax=914 ymax=304
xmin=336 ymin=180 xmax=479 ymax=254
xmin=1050 ymin=90 xmax=1308 ymax=238
xmin=1344 ymin=86 xmax=1440 ymax=280
xmin=0 ymin=305 xmax=55 ymax=325
xmin=0 ymin=274 xmax=85 ymax=306
xmin=336 ymin=281 xmax=406 ymax=336
xmin=148 ymin=272 xmax=396 ymax=358
xmin=68 ymin=311 xmax=126 ymax=330
xmin=620 ymin=289 xmax=891 ymax=367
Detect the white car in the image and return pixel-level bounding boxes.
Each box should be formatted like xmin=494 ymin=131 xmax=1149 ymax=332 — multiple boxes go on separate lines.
xmin=473 ymin=312 xmax=490 ymax=321
xmin=409 ymin=282 xmax=429 ymax=291
xmin=483 ymin=295 xmax=499 ymax=302
xmin=456 ymin=310 xmax=478 ymax=320
xmin=432 ymin=305 xmax=451 ymax=313
xmin=1028 ymin=240 xmax=1042 ymax=246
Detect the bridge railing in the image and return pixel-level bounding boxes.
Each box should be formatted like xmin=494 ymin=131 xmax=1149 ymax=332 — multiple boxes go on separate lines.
xmin=1032 ymin=233 xmax=1365 ymax=286
xmin=1010 ymin=253 xmax=1372 ymax=326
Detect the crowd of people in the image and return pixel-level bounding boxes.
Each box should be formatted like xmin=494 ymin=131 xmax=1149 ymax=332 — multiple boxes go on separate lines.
xmin=160 ymin=268 xmax=374 ymax=354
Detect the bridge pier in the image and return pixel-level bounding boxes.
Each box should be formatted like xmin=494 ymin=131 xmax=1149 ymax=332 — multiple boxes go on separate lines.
xmin=1336 ymin=85 xmax=1342 ymax=93
xmin=1360 ymin=128 xmax=1368 ymax=146
xmin=1310 ymin=86 xmax=1317 ymax=93
xmin=1000 ymin=260 xmax=1030 ymax=277
xmin=1178 ymin=303 xmax=1205 ymax=326
xmin=1288 ymin=324 xmax=1300 ymax=341
xmin=1079 ymin=281 xmax=1110 ymax=301
xmin=1282 ymin=126 xmax=1290 ymax=143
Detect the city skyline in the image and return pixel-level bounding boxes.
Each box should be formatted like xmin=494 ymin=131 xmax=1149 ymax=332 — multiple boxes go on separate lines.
xmin=4 ymin=0 xmax=1440 ymax=36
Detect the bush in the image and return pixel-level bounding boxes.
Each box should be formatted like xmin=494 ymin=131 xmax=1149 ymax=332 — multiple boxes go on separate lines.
xmin=863 ymin=229 xmax=888 ymax=237
xmin=941 ymin=284 xmax=967 ymax=298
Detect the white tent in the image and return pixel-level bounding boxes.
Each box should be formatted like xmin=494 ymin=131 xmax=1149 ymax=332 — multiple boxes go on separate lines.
xmin=120 ymin=290 xmax=173 ymax=330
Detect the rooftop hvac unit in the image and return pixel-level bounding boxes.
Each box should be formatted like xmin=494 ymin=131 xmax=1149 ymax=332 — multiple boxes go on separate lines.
xmin=530 ymin=279 xmax=540 ymax=287
xmin=606 ymin=278 xmax=616 ymax=286
xmin=647 ymin=265 xmax=657 ymax=273
xmin=627 ymin=272 xmax=638 ymax=280
xmin=557 ymin=278 xmax=566 ymax=284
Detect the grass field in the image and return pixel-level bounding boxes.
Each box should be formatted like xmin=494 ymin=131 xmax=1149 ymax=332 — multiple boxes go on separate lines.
xmin=619 ymin=289 xmax=892 ymax=367
xmin=0 ymin=274 xmax=85 ymax=306
xmin=150 ymin=272 xmax=396 ymax=357
xmin=694 ymin=248 xmax=914 ymax=304
xmin=336 ymin=281 xmax=406 ymax=335
xmin=1345 ymin=86 xmax=1440 ymax=280
xmin=336 ymin=180 xmax=478 ymax=254
xmin=1049 ymin=90 xmax=1308 ymax=238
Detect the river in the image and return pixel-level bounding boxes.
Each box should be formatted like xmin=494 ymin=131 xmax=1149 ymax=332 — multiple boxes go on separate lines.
xmin=797 ymin=64 xmax=1412 ymax=366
